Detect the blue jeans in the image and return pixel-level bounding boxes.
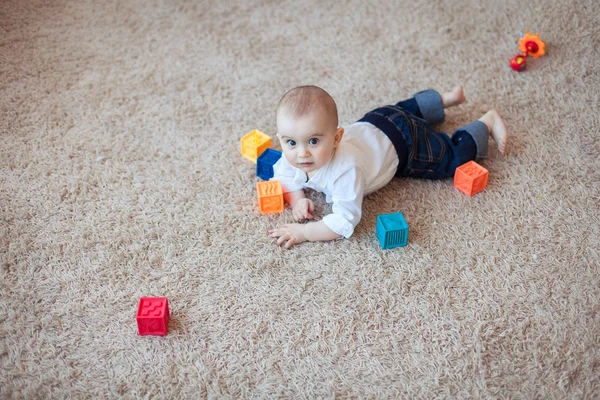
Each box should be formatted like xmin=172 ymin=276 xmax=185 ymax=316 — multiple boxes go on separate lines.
xmin=358 ymin=90 xmax=489 ymax=179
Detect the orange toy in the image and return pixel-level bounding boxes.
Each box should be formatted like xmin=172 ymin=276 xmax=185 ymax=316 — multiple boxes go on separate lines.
xmin=454 ymin=161 xmax=489 ymax=196
xmin=241 ymin=129 xmax=271 ymax=163
xmin=519 ymin=32 xmax=546 ymax=58
xmin=509 ymin=31 xmax=547 ymax=71
xmin=256 ymin=180 xmax=284 ymax=214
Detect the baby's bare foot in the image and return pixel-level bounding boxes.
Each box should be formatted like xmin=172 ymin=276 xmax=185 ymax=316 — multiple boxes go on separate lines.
xmin=479 ymin=110 xmax=508 ymax=155
xmin=441 ymin=86 xmax=466 ymax=108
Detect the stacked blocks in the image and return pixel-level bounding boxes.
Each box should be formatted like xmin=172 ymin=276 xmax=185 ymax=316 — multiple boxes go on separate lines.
xmin=256 ymin=148 xmax=282 ymax=180
xmin=241 ymin=129 xmax=271 ymax=163
xmin=256 ymin=180 xmax=284 ymax=214
xmin=376 ymin=212 xmax=409 ymax=249
xmin=454 ymin=161 xmax=488 ymax=196
xmin=136 ymin=297 xmax=170 ymax=336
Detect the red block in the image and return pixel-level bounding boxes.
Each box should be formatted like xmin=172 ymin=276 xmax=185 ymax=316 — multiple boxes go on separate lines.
xmin=136 ymin=297 xmax=169 ymax=336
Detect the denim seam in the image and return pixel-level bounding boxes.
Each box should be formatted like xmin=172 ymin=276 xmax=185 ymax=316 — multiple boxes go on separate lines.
xmin=411 ymin=167 xmax=439 ymax=173
xmin=403 ymin=113 xmax=416 ymax=162
xmin=413 ymin=120 xmax=431 ymax=162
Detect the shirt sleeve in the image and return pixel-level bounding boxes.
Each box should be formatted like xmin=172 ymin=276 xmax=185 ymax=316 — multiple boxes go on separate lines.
xmin=270 ymin=156 xmax=304 ymax=193
xmin=322 ymin=166 xmax=365 ymax=239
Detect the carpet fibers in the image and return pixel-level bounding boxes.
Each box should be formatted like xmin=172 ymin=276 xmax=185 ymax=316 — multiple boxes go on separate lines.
xmin=1 ymin=0 xmax=599 ymax=398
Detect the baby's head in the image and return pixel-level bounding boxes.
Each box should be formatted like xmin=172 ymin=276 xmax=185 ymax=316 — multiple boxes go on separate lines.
xmin=276 ymin=85 xmax=344 ymax=174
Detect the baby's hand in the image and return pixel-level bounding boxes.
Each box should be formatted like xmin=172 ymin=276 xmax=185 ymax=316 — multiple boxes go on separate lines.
xmin=292 ymin=198 xmax=315 ymax=222
xmin=268 ymin=224 xmax=307 ymax=249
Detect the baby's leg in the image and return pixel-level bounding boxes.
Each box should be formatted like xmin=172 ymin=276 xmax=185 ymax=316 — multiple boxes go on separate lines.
xmin=478 ymin=110 xmax=508 ymax=155
xmin=452 ymin=110 xmax=508 ymax=158
xmin=441 ymin=86 xmax=466 ymax=108
xmin=395 ymin=86 xmax=466 ymax=125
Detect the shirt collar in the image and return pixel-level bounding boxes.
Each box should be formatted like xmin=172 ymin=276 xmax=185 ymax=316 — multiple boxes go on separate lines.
xmin=293 ymin=154 xmax=336 ymax=186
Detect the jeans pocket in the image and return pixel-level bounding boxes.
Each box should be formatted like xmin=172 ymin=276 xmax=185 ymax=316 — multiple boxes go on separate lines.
xmin=404 ymin=120 xmax=449 ymax=179
xmin=412 ymin=119 xmax=445 ymax=163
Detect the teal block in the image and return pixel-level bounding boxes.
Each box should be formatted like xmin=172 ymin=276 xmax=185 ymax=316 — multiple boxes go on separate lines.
xmin=376 ymin=212 xmax=408 ymax=249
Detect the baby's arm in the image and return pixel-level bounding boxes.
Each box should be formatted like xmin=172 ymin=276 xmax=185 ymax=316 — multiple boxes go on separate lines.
xmin=268 ymin=220 xmax=341 ymax=249
xmin=269 ymin=166 xmax=364 ymax=249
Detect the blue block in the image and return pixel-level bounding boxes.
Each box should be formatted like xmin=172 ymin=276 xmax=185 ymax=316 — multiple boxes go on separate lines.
xmin=376 ymin=212 xmax=408 ymax=249
xmin=256 ymin=148 xmax=282 ymax=180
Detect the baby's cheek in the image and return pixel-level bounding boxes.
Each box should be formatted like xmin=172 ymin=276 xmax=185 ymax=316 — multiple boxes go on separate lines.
xmin=283 ymin=151 xmax=295 ymax=162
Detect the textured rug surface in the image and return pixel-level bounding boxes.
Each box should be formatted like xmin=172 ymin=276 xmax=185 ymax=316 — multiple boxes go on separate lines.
xmin=1 ymin=0 xmax=599 ymax=398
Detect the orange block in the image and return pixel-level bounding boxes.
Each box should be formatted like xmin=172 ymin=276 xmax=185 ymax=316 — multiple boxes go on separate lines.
xmin=256 ymin=180 xmax=284 ymax=214
xmin=454 ymin=161 xmax=488 ymax=196
xmin=241 ymin=129 xmax=271 ymax=163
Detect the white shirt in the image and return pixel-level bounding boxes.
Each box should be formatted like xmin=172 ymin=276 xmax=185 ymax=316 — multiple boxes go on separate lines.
xmin=271 ymin=122 xmax=399 ymax=238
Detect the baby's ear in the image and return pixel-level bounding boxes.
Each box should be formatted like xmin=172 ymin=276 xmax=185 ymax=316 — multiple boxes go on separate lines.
xmin=333 ymin=127 xmax=344 ymax=147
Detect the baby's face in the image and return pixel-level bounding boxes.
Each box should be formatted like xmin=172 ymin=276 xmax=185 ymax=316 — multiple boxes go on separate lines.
xmin=276 ymin=109 xmax=342 ymax=175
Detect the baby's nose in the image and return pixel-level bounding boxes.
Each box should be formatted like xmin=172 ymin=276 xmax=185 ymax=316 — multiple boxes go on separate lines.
xmin=299 ymin=147 xmax=310 ymax=157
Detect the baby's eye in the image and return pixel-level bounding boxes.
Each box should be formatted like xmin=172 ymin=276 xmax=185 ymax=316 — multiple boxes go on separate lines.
xmin=286 ymin=140 xmax=296 ymax=146
xmin=309 ymin=138 xmax=319 ymax=145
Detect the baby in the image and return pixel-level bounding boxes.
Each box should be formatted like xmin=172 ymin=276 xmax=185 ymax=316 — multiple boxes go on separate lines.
xmin=268 ymin=85 xmax=507 ymax=249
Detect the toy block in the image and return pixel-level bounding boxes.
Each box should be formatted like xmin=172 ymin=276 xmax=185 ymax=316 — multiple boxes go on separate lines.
xmin=454 ymin=161 xmax=488 ymax=196
xmin=256 ymin=180 xmax=284 ymax=214
xmin=376 ymin=212 xmax=408 ymax=249
xmin=256 ymin=148 xmax=282 ymax=180
xmin=241 ymin=129 xmax=271 ymax=163
xmin=136 ymin=297 xmax=169 ymax=336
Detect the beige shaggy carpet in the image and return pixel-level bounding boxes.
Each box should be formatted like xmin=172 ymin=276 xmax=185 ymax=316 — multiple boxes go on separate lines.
xmin=1 ymin=0 xmax=599 ymax=398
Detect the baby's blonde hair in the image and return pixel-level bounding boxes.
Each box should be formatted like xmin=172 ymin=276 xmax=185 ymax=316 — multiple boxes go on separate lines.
xmin=276 ymin=85 xmax=338 ymax=128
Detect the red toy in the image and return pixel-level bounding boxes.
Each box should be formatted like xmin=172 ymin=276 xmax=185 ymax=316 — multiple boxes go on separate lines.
xmin=136 ymin=297 xmax=170 ymax=336
xmin=509 ymin=31 xmax=546 ymax=71
xmin=509 ymin=54 xmax=527 ymax=71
